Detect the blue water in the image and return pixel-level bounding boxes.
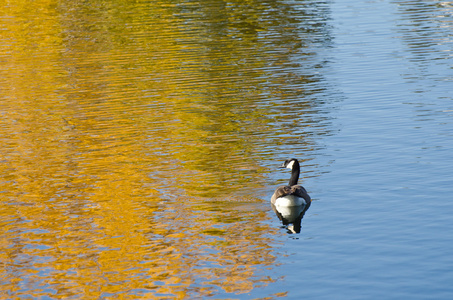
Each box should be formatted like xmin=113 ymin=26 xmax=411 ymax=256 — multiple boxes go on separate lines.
xmin=1 ymin=0 xmax=452 ymax=299
xmin=257 ymin=1 xmax=453 ymax=299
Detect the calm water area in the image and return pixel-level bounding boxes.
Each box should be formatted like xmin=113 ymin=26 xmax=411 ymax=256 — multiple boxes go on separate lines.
xmin=1 ymin=0 xmax=452 ymax=299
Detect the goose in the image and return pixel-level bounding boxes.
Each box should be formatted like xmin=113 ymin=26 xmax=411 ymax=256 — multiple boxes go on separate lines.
xmin=271 ymin=158 xmax=311 ymax=208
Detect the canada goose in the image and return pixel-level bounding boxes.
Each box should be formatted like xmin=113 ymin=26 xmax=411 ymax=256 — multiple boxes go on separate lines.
xmin=271 ymin=158 xmax=311 ymax=208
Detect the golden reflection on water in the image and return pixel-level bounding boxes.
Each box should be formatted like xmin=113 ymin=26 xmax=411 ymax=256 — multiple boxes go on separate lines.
xmin=1 ymin=0 xmax=331 ymax=298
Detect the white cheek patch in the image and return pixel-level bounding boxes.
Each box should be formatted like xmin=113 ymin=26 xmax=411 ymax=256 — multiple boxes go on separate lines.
xmin=286 ymin=160 xmax=294 ymax=169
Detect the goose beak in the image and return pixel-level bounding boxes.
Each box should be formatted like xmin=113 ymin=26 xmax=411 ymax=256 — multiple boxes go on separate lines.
xmin=279 ymin=162 xmax=286 ymax=168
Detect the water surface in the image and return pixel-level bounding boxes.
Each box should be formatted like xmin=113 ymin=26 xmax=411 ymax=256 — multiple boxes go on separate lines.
xmin=0 ymin=0 xmax=452 ymax=299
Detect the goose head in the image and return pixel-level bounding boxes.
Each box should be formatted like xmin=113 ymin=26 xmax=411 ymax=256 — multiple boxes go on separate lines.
xmin=280 ymin=158 xmax=299 ymax=170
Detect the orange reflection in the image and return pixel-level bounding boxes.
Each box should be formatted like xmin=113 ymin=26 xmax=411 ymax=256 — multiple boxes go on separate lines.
xmin=0 ymin=0 xmax=330 ymax=298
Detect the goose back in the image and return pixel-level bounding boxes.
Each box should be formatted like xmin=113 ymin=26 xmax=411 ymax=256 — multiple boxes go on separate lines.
xmin=271 ymin=184 xmax=311 ymax=207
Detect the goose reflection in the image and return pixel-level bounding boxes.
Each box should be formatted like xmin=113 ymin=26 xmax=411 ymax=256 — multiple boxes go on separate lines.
xmin=272 ymin=203 xmax=309 ymax=234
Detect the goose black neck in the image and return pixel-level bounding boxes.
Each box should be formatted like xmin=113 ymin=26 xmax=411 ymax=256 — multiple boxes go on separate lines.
xmin=289 ymin=160 xmax=300 ymax=186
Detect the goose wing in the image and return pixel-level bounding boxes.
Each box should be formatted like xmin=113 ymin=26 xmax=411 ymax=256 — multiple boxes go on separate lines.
xmin=293 ymin=185 xmax=311 ymax=205
xmin=271 ymin=185 xmax=290 ymax=204
xmin=271 ymin=185 xmax=311 ymax=205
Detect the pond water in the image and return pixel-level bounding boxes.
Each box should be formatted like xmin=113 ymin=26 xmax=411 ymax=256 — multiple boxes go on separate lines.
xmin=1 ymin=0 xmax=452 ymax=299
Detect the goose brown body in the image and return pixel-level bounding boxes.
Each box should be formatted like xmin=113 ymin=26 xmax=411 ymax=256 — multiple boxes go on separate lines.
xmin=271 ymin=185 xmax=310 ymax=206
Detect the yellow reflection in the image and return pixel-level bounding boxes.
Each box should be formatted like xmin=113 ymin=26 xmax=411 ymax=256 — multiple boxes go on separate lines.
xmin=0 ymin=0 xmax=327 ymax=298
